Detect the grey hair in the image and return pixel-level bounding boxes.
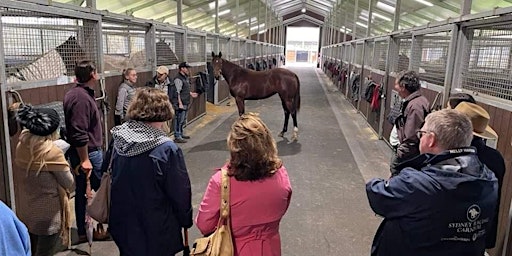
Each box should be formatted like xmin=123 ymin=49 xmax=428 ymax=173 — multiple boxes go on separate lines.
xmin=422 ymin=109 xmax=473 ymax=150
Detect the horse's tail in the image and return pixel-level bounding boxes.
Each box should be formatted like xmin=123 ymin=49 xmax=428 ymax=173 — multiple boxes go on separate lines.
xmin=294 ymin=74 xmax=301 ymax=112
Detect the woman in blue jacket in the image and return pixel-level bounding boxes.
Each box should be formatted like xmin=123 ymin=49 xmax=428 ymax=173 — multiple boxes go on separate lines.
xmin=109 ymin=87 xmax=192 ymax=256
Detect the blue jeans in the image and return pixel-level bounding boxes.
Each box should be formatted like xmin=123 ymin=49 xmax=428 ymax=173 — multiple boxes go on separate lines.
xmin=69 ymin=149 xmax=103 ymax=236
xmin=174 ymin=107 xmax=187 ymax=139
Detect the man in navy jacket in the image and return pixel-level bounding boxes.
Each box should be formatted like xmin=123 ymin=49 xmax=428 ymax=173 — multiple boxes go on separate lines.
xmin=367 ymin=109 xmax=498 ymax=256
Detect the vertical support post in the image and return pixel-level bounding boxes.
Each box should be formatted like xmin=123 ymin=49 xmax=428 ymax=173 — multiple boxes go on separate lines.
xmin=461 ymin=0 xmax=472 ymax=15
xmin=264 ymin=0 xmax=268 ymax=43
xmin=214 ymin=0 xmax=219 ymax=34
xmin=394 ymin=0 xmax=401 ymax=30
xmin=451 ymin=25 xmax=470 ymax=97
xmin=248 ymin=0 xmax=252 ymax=39
xmin=86 ymin=0 xmax=96 ymax=9
xmin=177 ymin=0 xmax=183 ymax=26
xmin=378 ymin=36 xmax=398 ymax=139
xmin=343 ymin=9 xmax=348 ymax=42
xmin=353 ymin=0 xmax=359 ymax=39
xmin=366 ymin=0 xmax=374 ymax=37
xmin=235 ymin=0 xmax=239 ymax=37
xmin=443 ymin=25 xmax=459 ymax=106
xmin=146 ymin=24 xmax=157 ymax=71
xmin=184 ymin=29 xmax=189 ymax=62
xmin=0 ymin=12 xmax=15 ymax=210
xmin=257 ymin=1 xmax=261 ymax=42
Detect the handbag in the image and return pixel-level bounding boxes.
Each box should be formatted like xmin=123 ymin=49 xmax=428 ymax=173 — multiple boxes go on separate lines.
xmin=190 ymin=168 xmax=234 ymax=256
xmin=87 ymin=150 xmax=114 ymax=224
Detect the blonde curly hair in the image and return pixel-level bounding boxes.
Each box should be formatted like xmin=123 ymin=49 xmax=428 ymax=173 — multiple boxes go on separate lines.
xmin=227 ymin=113 xmax=282 ymax=181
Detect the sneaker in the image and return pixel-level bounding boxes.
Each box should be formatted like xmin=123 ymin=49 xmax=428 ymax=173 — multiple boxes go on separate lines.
xmin=182 ymin=135 xmax=191 ymax=139
xmin=174 ymin=138 xmax=187 ymax=143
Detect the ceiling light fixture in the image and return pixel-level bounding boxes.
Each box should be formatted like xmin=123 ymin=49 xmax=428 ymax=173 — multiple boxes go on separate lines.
xmin=301 ymin=8 xmax=306 ymax=13
xmin=373 ymin=12 xmax=392 ymax=21
xmin=414 ymin=0 xmax=434 ymax=6
xmin=211 ymin=9 xmax=231 ymax=18
xmin=376 ymin=1 xmax=395 ymax=13
xmin=356 ymin=21 xmax=368 ymax=28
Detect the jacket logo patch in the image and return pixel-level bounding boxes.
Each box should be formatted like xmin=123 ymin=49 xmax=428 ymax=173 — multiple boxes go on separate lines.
xmin=467 ymin=204 xmax=481 ymax=222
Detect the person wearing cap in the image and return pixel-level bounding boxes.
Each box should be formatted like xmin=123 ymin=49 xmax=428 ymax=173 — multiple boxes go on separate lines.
xmin=367 ymin=109 xmax=498 ymax=256
xmin=14 ymin=104 xmax=74 ymax=255
xmin=63 ymin=60 xmax=104 ymax=243
xmin=146 ymin=65 xmax=174 ymax=134
xmin=170 ymin=62 xmax=198 ymax=143
xmin=453 ymin=101 xmax=505 ymax=250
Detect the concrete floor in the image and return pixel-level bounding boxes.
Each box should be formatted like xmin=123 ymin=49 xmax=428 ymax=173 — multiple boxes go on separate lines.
xmin=56 ymin=66 xmax=391 ymax=255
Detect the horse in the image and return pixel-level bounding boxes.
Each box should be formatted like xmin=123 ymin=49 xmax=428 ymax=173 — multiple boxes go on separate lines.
xmin=211 ymin=52 xmax=301 ymax=141
xmin=6 ymin=36 xmax=86 ymax=83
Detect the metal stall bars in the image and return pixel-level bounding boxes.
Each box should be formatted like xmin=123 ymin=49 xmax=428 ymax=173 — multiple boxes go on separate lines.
xmin=155 ymin=27 xmax=185 ymax=66
xmin=0 ymin=3 xmax=100 ymax=209
xmin=454 ymin=18 xmax=512 ymax=256
xmin=185 ymin=30 xmax=207 ymax=122
xmin=372 ymin=38 xmax=390 ymax=138
xmin=459 ymin=23 xmax=512 ymax=102
xmin=102 ymin=21 xmax=149 ymax=72
xmin=239 ymin=39 xmax=246 ymax=68
xmin=206 ymin=33 xmax=215 ymax=62
xmin=360 ymin=39 xmax=375 ymax=123
xmin=219 ymin=36 xmax=229 ymax=59
xmin=247 ymin=40 xmax=256 ymax=69
xmin=342 ymin=43 xmax=353 ymax=97
xmin=411 ymin=30 xmax=452 ymax=87
xmin=230 ymin=38 xmax=239 ymax=61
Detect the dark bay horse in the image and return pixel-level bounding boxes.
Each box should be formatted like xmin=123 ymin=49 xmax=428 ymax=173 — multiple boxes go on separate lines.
xmin=211 ymin=52 xmax=301 ymax=140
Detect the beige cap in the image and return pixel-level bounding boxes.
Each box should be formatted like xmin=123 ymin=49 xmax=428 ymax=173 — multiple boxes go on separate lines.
xmin=156 ymin=66 xmax=169 ymax=75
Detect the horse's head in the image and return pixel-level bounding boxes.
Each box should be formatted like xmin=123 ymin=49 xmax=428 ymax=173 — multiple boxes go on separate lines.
xmin=211 ymin=51 xmax=223 ymax=79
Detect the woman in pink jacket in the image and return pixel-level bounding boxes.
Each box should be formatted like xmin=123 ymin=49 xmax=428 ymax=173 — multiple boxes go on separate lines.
xmin=196 ymin=113 xmax=292 ymax=256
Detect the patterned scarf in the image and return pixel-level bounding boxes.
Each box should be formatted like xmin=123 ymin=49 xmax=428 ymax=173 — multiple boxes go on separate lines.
xmin=111 ymin=120 xmax=172 ymax=157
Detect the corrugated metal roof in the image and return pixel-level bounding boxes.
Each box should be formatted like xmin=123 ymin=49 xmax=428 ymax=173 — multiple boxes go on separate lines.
xmin=52 ymin=0 xmax=512 ymax=38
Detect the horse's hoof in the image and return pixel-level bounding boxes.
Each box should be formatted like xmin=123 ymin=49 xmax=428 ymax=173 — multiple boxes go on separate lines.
xmin=278 ymin=132 xmax=284 ymax=137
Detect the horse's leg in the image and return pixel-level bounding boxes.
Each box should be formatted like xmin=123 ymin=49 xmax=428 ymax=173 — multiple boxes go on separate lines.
xmin=235 ymin=97 xmax=245 ymax=116
xmin=291 ymin=111 xmax=299 ymax=141
xmin=283 ymin=98 xmax=299 ymax=141
xmin=278 ymin=100 xmax=290 ymax=137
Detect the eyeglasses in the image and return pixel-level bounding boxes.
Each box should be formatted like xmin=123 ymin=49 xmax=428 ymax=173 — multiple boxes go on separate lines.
xmin=416 ymin=130 xmax=432 ymax=139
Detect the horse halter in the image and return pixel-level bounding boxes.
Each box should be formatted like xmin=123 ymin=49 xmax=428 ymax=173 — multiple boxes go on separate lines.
xmin=213 ymin=58 xmax=223 ymax=77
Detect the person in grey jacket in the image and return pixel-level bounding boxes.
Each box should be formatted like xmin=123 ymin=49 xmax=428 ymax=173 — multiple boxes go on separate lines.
xmin=115 ymin=68 xmax=137 ymax=125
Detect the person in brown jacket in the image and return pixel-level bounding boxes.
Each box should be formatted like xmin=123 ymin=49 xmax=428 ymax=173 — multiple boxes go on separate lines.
xmin=15 ymin=104 xmax=74 ymax=255
xmin=390 ymin=71 xmax=430 ymax=174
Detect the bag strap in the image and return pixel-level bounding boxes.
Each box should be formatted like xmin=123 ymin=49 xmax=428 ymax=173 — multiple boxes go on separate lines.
xmin=106 ymin=149 xmax=115 ymax=174
xmin=220 ymin=167 xmax=230 ymax=220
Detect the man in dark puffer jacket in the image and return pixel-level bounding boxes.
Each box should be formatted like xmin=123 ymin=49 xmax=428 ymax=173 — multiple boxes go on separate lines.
xmin=367 ymin=109 xmax=498 ymax=256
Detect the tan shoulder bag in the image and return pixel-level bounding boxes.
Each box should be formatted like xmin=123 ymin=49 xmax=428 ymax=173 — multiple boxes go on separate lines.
xmin=190 ymin=168 xmax=234 ymax=256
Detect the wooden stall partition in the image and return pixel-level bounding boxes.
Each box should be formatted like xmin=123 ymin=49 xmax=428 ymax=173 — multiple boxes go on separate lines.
xmin=188 ymin=65 xmax=207 ymax=123
xmin=367 ymin=72 xmax=385 ymax=134
xmin=8 ymin=82 xmax=74 ymax=217
xmin=476 ymin=102 xmax=512 ymax=256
